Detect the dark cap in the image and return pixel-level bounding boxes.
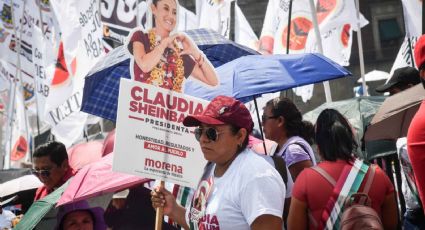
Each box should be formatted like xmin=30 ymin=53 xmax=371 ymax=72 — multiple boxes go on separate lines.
xmin=415 ymin=35 xmax=425 ymax=69
xmin=375 ymin=67 xmax=420 ymax=93
xmin=183 ymin=95 xmax=254 ymax=133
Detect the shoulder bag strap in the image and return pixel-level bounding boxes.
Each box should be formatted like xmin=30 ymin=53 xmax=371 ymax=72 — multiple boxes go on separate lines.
xmin=311 ymin=166 xmax=336 ymax=187
xmin=363 ymin=165 xmax=376 ymax=194
xmin=272 ymin=156 xmax=288 ymax=185
xmin=319 ymin=159 xmax=369 ymax=230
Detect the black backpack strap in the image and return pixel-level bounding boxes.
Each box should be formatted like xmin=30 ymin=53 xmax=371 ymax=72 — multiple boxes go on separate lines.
xmin=272 ymin=156 xmax=288 ymax=185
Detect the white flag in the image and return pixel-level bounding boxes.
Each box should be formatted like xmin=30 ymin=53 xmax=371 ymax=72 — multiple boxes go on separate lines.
xmin=234 ymin=4 xmax=258 ymax=50
xmin=9 ymin=86 xmax=30 ymax=168
xmin=260 ymin=0 xmax=367 ymax=56
xmin=390 ymin=36 xmax=418 ymax=76
xmin=0 ymin=68 xmax=11 ymax=169
xmin=47 ymin=0 xmax=105 ymax=147
xmin=402 ymin=0 xmax=422 ymax=38
xmin=259 ymin=0 xmax=368 ymax=101
xmin=196 ymin=0 xmax=233 ymax=38
xmin=49 ymin=0 xmax=105 ymax=84
xmin=178 ymin=5 xmax=198 ymax=31
xmin=0 ymin=60 xmax=30 ymax=168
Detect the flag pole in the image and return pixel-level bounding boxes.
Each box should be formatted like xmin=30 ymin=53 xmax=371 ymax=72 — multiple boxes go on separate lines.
xmin=354 ymin=0 xmax=367 ymax=96
xmin=253 ymin=96 xmax=267 ymax=155
xmin=285 ymin=0 xmax=293 ymax=55
xmin=282 ymin=0 xmax=293 ymax=99
xmin=308 ymin=0 xmax=332 ymax=102
xmin=5 ymin=82 xmax=16 ymax=169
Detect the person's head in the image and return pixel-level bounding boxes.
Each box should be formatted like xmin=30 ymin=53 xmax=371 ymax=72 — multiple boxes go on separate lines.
xmin=315 ymin=109 xmax=358 ymax=162
xmin=61 ymin=210 xmax=94 ymax=230
xmin=33 ymin=141 xmax=70 ymax=190
xmin=150 ymin=0 xmax=179 ymax=34
xmin=262 ymin=97 xmax=314 ymax=144
xmin=56 ymin=200 xmax=106 ymax=230
xmin=111 ymin=189 xmax=129 ymax=210
xmin=183 ymin=95 xmax=253 ymax=165
xmin=375 ymin=67 xmax=420 ymax=95
xmin=414 ymin=35 xmax=425 ymax=88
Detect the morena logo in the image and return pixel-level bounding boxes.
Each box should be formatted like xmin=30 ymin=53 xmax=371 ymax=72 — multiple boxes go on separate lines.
xmin=144 ymin=158 xmax=183 ymax=174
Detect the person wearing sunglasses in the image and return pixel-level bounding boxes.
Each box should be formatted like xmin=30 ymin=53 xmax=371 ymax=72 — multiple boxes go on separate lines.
xmin=151 ymin=95 xmax=286 ymax=230
xmin=33 ymin=141 xmax=75 ymax=201
xmin=262 ymin=97 xmax=316 ymax=181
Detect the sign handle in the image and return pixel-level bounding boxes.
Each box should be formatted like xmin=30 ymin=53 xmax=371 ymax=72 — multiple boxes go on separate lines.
xmin=155 ymin=180 xmax=165 ymax=230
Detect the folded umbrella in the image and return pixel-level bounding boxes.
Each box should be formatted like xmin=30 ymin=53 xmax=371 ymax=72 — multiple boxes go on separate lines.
xmin=365 ymin=84 xmax=425 ymax=141
xmin=56 ymin=153 xmax=152 ymax=206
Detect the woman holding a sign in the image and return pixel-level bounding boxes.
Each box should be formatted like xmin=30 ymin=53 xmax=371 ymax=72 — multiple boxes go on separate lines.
xmin=151 ymin=95 xmax=286 ymax=229
xmin=127 ymin=0 xmax=218 ymax=93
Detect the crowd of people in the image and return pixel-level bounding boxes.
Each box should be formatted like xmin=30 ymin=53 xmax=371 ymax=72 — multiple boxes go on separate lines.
xmin=2 ymin=43 xmax=424 ymax=229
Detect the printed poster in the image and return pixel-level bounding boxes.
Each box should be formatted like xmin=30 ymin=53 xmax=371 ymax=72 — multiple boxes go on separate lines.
xmin=113 ymin=79 xmax=208 ymax=188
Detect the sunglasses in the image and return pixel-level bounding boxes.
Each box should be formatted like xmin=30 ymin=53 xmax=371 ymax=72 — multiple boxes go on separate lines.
xmin=31 ymin=168 xmax=52 ymax=177
xmin=261 ymin=115 xmax=279 ymax=123
xmin=194 ymin=127 xmax=226 ymax=142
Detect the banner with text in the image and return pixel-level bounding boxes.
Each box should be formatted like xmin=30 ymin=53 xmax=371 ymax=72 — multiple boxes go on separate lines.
xmin=113 ymin=79 xmax=208 ymax=188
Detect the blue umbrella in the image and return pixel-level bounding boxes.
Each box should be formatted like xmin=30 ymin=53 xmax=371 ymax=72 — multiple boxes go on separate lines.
xmin=82 ymin=52 xmax=351 ymax=122
xmin=184 ymin=53 xmax=351 ymax=102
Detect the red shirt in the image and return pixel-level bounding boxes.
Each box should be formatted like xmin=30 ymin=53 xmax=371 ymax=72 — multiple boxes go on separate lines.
xmin=292 ymin=160 xmax=394 ymax=229
xmin=34 ymin=168 xmax=75 ymax=201
xmin=407 ymin=100 xmax=425 ymax=214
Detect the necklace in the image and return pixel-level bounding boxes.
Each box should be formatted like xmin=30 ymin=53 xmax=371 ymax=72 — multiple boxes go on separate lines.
xmin=148 ymin=29 xmax=185 ymax=92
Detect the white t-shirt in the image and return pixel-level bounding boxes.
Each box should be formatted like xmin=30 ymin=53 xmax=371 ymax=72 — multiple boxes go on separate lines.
xmin=0 ymin=210 xmax=15 ymax=229
xmin=186 ymin=149 xmax=285 ymax=230
xmin=260 ymin=154 xmax=293 ymax=199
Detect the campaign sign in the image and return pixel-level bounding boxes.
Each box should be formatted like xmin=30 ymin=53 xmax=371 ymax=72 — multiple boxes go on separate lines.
xmin=113 ymin=79 xmax=208 ymax=188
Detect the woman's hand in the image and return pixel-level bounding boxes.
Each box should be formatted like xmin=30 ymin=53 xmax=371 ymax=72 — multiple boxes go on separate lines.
xmin=159 ymin=35 xmax=179 ymax=53
xmin=151 ymin=186 xmax=190 ymax=229
xmin=151 ymin=186 xmax=177 ymax=216
xmin=174 ymin=33 xmax=200 ymax=58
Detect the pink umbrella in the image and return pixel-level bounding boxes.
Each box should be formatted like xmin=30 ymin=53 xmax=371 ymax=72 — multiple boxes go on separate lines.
xmin=102 ymin=129 xmax=115 ymax=156
xmin=67 ymin=141 xmax=104 ymax=170
xmin=248 ymin=135 xmax=277 ymax=155
xmin=56 ymin=153 xmax=152 ymax=206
